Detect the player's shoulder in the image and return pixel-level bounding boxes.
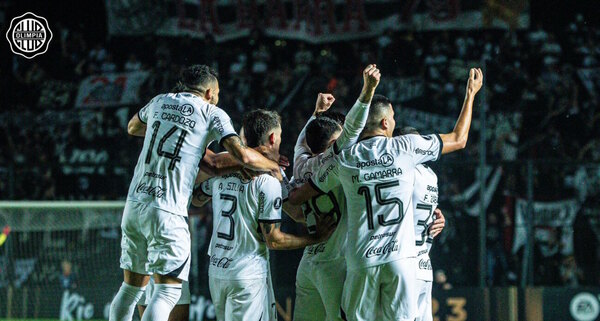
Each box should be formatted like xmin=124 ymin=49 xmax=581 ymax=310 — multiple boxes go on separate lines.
xmin=253 ymin=173 xmax=280 ymax=187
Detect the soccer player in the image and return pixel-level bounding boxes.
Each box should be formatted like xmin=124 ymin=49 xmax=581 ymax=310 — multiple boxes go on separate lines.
xmin=290 ymin=68 xmax=483 ymax=321
xmin=292 ymin=64 xmax=381 ymax=321
xmin=110 ymin=65 xmax=281 ymax=321
xmin=400 ymin=126 xmax=445 ymax=321
xmin=192 ymin=109 xmax=336 ymax=321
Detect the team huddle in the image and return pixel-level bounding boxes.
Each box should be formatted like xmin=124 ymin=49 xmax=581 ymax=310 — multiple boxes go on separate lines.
xmin=108 ymin=63 xmax=483 ymax=321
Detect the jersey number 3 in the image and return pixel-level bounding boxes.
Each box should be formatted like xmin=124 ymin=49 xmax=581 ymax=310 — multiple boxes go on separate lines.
xmin=358 ymin=181 xmax=403 ymax=230
xmin=217 ymin=194 xmax=237 ymax=241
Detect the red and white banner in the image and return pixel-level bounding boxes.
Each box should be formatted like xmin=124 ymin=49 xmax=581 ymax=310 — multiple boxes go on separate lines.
xmin=74 ymin=71 xmax=150 ymax=108
xmin=106 ymin=0 xmax=529 ymax=43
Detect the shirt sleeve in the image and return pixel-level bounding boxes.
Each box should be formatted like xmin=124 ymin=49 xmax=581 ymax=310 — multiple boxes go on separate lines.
xmin=309 ymin=157 xmax=341 ymax=194
xmin=209 ymin=106 xmax=238 ymax=146
xmin=280 ymin=168 xmax=293 ymax=202
xmin=138 ymin=95 xmax=161 ymax=124
xmin=293 ymin=116 xmax=316 ymax=178
xmin=393 ymin=134 xmax=443 ymax=164
xmin=333 ymin=99 xmax=370 ymax=154
xmin=257 ymin=176 xmax=283 ymax=223
xmin=200 ymin=178 xmax=214 ymax=197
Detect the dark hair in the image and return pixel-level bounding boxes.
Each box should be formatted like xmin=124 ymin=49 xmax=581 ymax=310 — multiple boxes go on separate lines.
xmin=305 ymin=116 xmax=342 ymax=154
xmin=399 ymin=126 xmax=419 ymax=135
xmin=242 ymin=109 xmax=281 ymax=148
xmin=319 ymin=110 xmax=346 ymax=125
xmin=180 ymin=65 xmax=218 ymax=91
xmin=365 ymin=94 xmax=393 ymax=131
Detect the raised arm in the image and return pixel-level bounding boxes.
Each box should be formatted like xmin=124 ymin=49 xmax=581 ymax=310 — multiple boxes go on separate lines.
xmin=333 ymin=64 xmax=380 ymax=152
xmin=260 ymin=215 xmax=335 ymax=250
xmin=221 ymin=135 xmax=282 ymax=180
xmin=438 ymin=68 xmax=483 ymax=154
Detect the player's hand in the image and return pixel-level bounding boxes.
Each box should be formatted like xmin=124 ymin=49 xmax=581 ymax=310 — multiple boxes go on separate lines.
xmin=278 ymin=155 xmax=290 ymax=170
xmin=2 ymin=226 xmax=9 ymax=235
xmin=466 ymin=68 xmax=483 ymax=96
xmin=363 ymin=64 xmax=381 ymax=90
xmin=314 ymin=93 xmax=335 ymax=115
xmin=271 ymin=167 xmax=284 ymax=181
xmin=314 ymin=214 xmax=337 ymax=242
xmin=428 ymin=208 xmax=445 ymax=238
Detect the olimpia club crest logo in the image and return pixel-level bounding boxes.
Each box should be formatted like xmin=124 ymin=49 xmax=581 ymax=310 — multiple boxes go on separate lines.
xmin=6 ymin=12 xmax=53 ymax=59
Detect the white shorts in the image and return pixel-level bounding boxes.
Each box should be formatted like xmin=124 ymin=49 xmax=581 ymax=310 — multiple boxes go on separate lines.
xmin=139 ymin=278 xmax=191 ymax=306
xmin=209 ymin=276 xmax=275 ymax=321
xmin=294 ymin=257 xmax=346 ymax=321
xmin=120 ymin=200 xmax=191 ymax=281
xmin=341 ymin=258 xmax=418 ymax=321
xmin=415 ymin=279 xmax=432 ymax=321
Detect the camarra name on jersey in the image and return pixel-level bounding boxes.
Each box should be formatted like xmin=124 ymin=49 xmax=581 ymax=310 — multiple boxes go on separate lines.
xmin=202 ymin=173 xmax=283 ymax=280
xmin=310 ymin=134 xmax=442 ymax=270
xmin=126 ymin=93 xmax=237 ymax=216
xmin=412 ymin=164 xmax=439 ymax=281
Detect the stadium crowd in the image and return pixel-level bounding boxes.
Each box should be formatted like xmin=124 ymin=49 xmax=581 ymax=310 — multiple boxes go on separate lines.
xmin=1 ymin=12 xmax=599 ymax=287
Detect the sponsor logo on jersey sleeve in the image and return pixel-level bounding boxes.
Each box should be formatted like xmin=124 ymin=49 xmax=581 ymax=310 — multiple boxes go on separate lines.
xmin=274 ymin=197 xmax=282 ymax=210
xmin=258 ymin=191 xmax=266 ymax=214
xmin=414 ymin=148 xmax=435 ymax=156
xmin=318 ymin=163 xmax=336 ymax=182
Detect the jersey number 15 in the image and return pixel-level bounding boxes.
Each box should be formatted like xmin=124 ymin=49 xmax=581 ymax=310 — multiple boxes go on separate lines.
xmin=358 ymin=181 xmax=403 ymax=230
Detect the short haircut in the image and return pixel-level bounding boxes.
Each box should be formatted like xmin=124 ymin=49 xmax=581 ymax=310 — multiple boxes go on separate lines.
xmin=305 ymin=116 xmax=342 ymax=154
xmin=180 ymin=65 xmax=218 ymax=92
xmin=365 ymin=94 xmax=393 ymax=131
xmin=319 ymin=110 xmax=346 ymax=126
xmin=242 ymin=109 xmax=282 ymax=148
xmin=399 ymin=126 xmax=419 ymax=135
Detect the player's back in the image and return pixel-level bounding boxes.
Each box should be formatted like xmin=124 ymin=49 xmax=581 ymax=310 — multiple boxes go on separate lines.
xmin=413 ymin=164 xmax=438 ymax=280
xmin=315 ymin=134 xmax=441 ymax=270
xmin=206 ymin=173 xmax=281 ymax=280
xmin=127 ymin=92 xmax=235 ymax=216
xmin=296 ymin=148 xmax=347 ymax=262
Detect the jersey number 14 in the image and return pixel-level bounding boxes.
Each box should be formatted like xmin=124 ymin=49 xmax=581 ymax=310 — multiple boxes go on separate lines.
xmin=145 ymin=121 xmax=187 ymax=170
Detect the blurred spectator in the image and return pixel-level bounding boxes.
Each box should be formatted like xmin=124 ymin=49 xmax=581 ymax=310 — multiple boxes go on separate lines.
xmin=124 ymin=54 xmax=142 ymax=72
xmin=59 ymin=259 xmax=78 ymax=290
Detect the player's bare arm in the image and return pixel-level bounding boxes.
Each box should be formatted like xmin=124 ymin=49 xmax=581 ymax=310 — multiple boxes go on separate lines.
xmin=191 ymin=185 xmax=211 ymax=207
xmin=127 ymin=113 xmax=146 ymax=137
xmin=358 ymin=64 xmax=381 ymax=104
xmin=221 ymin=135 xmax=283 ymax=181
xmin=288 ymin=183 xmax=321 ymax=206
xmin=282 ymin=203 xmax=305 ymax=223
xmin=438 ymin=68 xmax=483 ymax=154
xmin=260 ymin=215 xmax=335 ymax=250
xmin=428 ymin=208 xmax=445 ymax=238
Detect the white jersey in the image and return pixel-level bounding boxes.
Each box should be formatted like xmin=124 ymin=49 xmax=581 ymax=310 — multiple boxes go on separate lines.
xmin=412 ymin=164 xmax=438 ymax=281
xmin=293 ymin=99 xmax=370 ymax=185
xmin=311 ymin=134 xmax=442 ymax=270
xmin=202 ymin=173 xmax=283 ymax=280
xmin=292 ymin=99 xmax=370 ymax=262
xmin=127 ymin=93 xmax=237 ymax=216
